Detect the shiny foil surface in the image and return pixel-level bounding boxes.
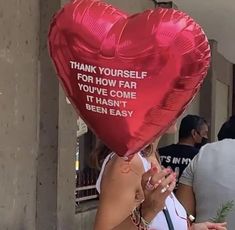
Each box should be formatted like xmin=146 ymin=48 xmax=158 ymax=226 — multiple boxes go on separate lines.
xmin=48 ymin=0 xmax=211 ymax=158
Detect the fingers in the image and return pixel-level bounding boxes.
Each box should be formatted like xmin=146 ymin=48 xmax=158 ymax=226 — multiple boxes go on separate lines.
xmin=160 ymin=172 xmax=176 ymax=189
xmin=141 ymin=166 xmax=159 ymax=189
xmin=149 ymin=168 xmax=172 ymax=187
xmin=140 ymin=166 xmax=177 ymax=215
xmin=214 ymin=224 xmax=227 ymax=230
xmin=209 ymin=227 xmax=227 ymax=230
xmin=142 ymin=166 xmax=176 ymax=194
xmin=156 ymin=175 xmax=176 ymax=197
xmin=165 ymin=178 xmax=176 ymax=193
xmin=218 ymin=223 xmax=227 ymax=227
xmin=205 ymin=222 xmax=227 ymax=230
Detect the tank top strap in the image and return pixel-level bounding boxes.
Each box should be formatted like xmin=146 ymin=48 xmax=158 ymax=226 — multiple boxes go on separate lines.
xmin=96 ymin=153 xmax=115 ymax=193
xmin=137 ymin=152 xmax=151 ymax=172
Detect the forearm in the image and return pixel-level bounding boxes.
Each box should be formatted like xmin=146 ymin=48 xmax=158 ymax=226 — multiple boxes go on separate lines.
xmin=191 ymin=222 xmax=227 ymax=230
xmin=176 ymin=184 xmax=196 ymax=216
xmin=94 ymin=215 xmax=138 ymax=230
xmin=112 ymin=217 xmax=139 ymax=230
xmin=95 ymin=206 xmax=158 ymax=230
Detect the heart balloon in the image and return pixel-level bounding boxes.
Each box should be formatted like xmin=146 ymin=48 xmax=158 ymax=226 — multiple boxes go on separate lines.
xmin=48 ymin=0 xmax=210 ymax=158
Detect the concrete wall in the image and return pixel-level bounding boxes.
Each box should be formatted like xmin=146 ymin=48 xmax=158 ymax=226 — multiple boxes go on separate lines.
xmin=0 ymin=0 xmax=77 ymax=229
xmin=200 ymin=40 xmax=233 ymax=141
xmin=76 ymin=208 xmax=97 ymax=229
xmin=0 ymin=1 xmax=40 ymax=229
xmin=213 ymin=42 xmax=233 ymax=116
xmin=37 ymin=0 xmax=78 ymax=229
xmin=105 ymin=0 xmax=154 ymax=14
xmin=36 ymin=0 xmax=60 ymax=229
xmin=57 ymin=87 xmax=77 ymax=230
xmin=233 ymin=65 xmax=235 ymax=115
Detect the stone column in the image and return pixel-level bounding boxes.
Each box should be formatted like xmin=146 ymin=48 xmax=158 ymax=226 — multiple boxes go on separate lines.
xmin=55 ymin=1 xmax=77 ymax=230
xmin=36 ymin=0 xmax=61 ymax=229
xmin=0 ymin=1 xmax=39 ymax=229
xmin=200 ymin=40 xmax=233 ymax=141
xmin=233 ymin=65 xmax=235 ymax=115
xmin=57 ymin=87 xmax=77 ymax=230
xmin=37 ymin=0 xmax=78 ymax=229
xmin=199 ymin=41 xmax=215 ymax=139
xmin=105 ymin=0 xmax=154 ymax=14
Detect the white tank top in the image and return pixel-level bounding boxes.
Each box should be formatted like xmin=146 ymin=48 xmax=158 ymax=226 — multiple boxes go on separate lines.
xmin=96 ymin=153 xmax=188 ymax=230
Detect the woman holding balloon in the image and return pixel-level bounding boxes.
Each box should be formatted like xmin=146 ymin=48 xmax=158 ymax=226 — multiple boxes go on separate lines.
xmin=47 ymin=0 xmax=226 ymax=229
xmin=94 ymin=125 xmax=227 ymax=230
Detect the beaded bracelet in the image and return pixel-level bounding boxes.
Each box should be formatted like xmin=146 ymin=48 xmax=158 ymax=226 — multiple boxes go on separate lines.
xmin=130 ymin=204 xmax=151 ymax=230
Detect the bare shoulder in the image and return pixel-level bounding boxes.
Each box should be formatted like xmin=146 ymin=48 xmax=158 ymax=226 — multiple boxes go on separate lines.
xmin=96 ymin=154 xmax=146 ymax=229
xmin=101 ymin=153 xmax=145 ymax=190
xmin=107 ymin=153 xmax=145 ymax=176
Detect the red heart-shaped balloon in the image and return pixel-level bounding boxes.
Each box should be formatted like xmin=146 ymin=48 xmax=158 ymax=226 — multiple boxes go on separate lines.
xmin=48 ymin=0 xmax=210 ymax=158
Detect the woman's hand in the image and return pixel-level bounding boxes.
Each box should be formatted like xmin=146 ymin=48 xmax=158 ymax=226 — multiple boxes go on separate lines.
xmin=140 ymin=165 xmax=176 ymax=222
xmin=192 ymin=222 xmax=227 ymax=230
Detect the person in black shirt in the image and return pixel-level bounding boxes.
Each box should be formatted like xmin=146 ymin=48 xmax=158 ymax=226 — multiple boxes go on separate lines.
xmin=159 ymin=115 xmax=209 ymax=187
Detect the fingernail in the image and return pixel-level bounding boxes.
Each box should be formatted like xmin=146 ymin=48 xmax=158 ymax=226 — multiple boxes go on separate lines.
xmin=151 ymin=166 xmax=158 ymax=173
xmin=165 ymin=168 xmax=172 ymax=173
xmin=154 ymin=183 xmax=160 ymax=189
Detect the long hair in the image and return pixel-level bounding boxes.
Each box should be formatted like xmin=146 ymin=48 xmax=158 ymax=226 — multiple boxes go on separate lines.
xmin=90 ymin=139 xmax=161 ymax=170
xmin=90 ymin=140 xmax=112 ymax=170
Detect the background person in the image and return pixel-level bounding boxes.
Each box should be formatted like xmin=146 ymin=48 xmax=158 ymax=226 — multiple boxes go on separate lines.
xmin=159 ymin=115 xmax=208 ymax=184
xmin=176 ymin=116 xmax=235 ymax=229
xmin=94 ymin=125 xmax=226 ymax=230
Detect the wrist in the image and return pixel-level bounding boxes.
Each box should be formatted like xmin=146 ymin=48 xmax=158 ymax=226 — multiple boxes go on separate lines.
xmin=130 ymin=205 xmax=150 ymax=230
xmin=191 ymin=223 xmax=196 ymax=230
xmin=141 ymin=202 xmax=161 ymax=222
xmin=187 ymin=214 xmax=195 ymax=229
